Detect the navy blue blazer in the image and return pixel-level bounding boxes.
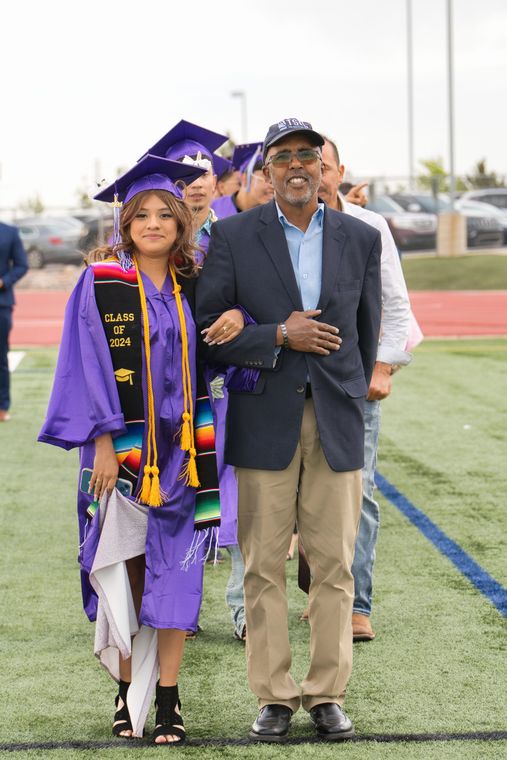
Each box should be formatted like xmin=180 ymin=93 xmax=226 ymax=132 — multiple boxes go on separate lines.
xmin=195 ymin=200 xmax=382 ymax=472
xmin=0 ymin=222 xmax=28 ymax=308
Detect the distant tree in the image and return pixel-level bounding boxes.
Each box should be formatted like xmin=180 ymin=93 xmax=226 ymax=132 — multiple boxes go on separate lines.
xmin=19 ymin=194 xmax=45 ymax=214
xmin=464 ymin=159 xmax=505 ymax=189
xmin=76 ymin=188 xmax=93 ymax=208
xmin=417 ymin=158 xmax=466 ymax=193
xmin=215 ymin=133 xmax=235 ymax=160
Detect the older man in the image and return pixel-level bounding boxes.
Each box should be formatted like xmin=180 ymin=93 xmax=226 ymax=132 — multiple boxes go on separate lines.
xmin=318 ymin=137 xmax=411 ymax=641
xmin=196 ymin=118 xmax=381 ymax=741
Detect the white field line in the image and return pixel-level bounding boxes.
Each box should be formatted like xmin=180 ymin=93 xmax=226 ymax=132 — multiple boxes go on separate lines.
xmin=8 ymin=351 xmax=26 ymax=372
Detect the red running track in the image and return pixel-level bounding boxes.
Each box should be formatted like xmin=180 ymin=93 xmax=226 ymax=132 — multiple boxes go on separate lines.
xmin=409 ymin=291 xmax=507 ymax=337
xmin=10 ymin=289 xmax=507 ymax=346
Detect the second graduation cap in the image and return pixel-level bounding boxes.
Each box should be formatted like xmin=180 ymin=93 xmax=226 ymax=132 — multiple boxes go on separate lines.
xmin=139 ymin=119 xmax=230 ymax=177
xmin=232 ymin=142 xmax=263 ymax=174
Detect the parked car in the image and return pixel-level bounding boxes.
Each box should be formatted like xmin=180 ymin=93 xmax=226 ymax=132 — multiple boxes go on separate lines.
xmin=365 ymin=195 xmax=437 ymax=251
xmin=459 ymin=188 xmax=507 ymax=211
xmin=70 ymin=211 xmax=114 ymax=252
xmin=16 ymin=217 xmax=85 ymax=269
xmin=390 ymin=193 xmax=504 ymax=248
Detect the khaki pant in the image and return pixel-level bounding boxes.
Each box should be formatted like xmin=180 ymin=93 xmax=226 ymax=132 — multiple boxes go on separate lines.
xmin=236 ymin=399 xmax=362 ymax=713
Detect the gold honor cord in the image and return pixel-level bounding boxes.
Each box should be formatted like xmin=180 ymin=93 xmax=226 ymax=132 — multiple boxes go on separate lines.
xmin=134 ymin=258 xmax=165 ymax=506
xmin=169 ymin=266 xmax=200 ymax=489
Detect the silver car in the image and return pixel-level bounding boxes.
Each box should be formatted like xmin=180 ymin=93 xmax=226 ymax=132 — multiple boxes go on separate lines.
xmin=16 ymin=217 xmax=86 ymax=269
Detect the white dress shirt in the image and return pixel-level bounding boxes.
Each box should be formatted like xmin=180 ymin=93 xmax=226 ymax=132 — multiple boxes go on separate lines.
xmin=340 ymin=195 xmax=412 ymax=367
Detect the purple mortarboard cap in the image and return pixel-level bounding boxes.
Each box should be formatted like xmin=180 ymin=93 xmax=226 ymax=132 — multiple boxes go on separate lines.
xmin=232 ymin=143 xmax=263 ymax=174
xmin=93 ymin=154 xmax=206 ymax=204
xmin=139 ymin=119 xmax=229 ymax=177
xmin=216 ymin=156 xmax=233 ymax=179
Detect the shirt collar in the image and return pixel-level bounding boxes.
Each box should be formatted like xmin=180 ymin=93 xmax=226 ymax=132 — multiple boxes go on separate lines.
xmin=275 ymin=200 xmax=324 ymax=230
xmin=197 ymin=208 xmax=217 ymax=237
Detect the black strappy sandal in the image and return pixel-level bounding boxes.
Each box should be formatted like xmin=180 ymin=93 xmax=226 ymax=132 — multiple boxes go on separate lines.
xmin=152 ymin=682 xmax=186 ymax=746
xmin=112 ymin=679 xmax=133 ymax=737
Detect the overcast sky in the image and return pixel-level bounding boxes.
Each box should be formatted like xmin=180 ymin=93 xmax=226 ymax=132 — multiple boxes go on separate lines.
xmin=1 ymin=0 xmax=506 ymax=209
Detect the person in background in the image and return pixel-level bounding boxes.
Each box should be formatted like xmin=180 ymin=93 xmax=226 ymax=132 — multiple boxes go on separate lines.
xmin=212 ymin=142 xmax=274 ymax=219
xmin=140 ymin=120 xmax=231 ymax=258
xmin=215 ymin=164 xmax=241 ymax=198
xmin=317 ymin=135 xmax=412 ymax=641
xmin=197 ymin=117 xmax=382 ymax=742
xmin=339 ymin=181 xmax=368 ymax=207
xmin=0 ymin=221 xmax=28 ymax=421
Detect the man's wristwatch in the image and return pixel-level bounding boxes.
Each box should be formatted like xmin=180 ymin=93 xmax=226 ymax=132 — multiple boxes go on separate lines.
xmin=279 ymin=322 xmax=289 ymax=350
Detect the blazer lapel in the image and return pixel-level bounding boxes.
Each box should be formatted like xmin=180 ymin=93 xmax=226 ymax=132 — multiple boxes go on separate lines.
xmin=317 ymin=208 xmax=347 ymax=312
xmin=258 ymin=202 xmax=303 ymax=310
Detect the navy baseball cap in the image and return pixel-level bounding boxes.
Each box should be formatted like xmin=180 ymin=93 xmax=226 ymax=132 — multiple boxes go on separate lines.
xmin=262 ymin=118 xmax=324 ymax=159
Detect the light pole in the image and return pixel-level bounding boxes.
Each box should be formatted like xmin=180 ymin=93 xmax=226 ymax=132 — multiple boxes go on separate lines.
xmin=446 ymin=0 xmax=456 ymax=209
xmin=437 ymin=0 xmax=465 ymax=256
xmin=406 ymin=0 xmax=415 ymax=190
xmin=231 ymin=90 xmax=247 ymax=143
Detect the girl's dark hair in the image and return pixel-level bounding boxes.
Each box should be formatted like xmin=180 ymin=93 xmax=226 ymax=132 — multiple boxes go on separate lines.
xmin=87 ymin=189 xmax=199 ymax=277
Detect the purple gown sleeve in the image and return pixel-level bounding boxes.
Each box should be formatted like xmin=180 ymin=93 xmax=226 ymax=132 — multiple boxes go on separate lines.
xmin=209 ymin=305 xmax=261 ymax=393
xmin=38 ymin=267 xmax=126 ymax=449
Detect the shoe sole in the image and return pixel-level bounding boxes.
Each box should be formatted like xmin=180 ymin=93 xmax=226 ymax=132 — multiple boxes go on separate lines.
xmin=248 ymin=731 xmax=289 ymax=743
xmin=353 ymin=634 xmax=375 ymax=642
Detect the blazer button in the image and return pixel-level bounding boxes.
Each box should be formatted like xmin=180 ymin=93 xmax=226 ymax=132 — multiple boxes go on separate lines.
xmin=296 ymin=384 xmax=305 ymax=394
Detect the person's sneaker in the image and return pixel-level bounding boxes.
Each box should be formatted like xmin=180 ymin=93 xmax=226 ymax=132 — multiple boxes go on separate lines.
xmin=233 ymin=624 xmax=246 ymax=642
xmin=0 ymin=410 xmax=11 ymax=422
xmin=352 ymin=613 xmax=375 ymax=642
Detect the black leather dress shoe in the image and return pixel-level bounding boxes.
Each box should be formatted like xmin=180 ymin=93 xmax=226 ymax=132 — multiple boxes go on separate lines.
xmin=249 ymin=704 xmax=293 ymax=742
xmin=310 ymin=703 xmax=354 ymax=740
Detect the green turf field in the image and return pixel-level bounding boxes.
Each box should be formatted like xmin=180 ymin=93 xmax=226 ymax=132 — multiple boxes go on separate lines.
xmin=1 ymin=343 xmax=506 ymax=759
xmin=401 ymin=254 xmax=507 ymax=290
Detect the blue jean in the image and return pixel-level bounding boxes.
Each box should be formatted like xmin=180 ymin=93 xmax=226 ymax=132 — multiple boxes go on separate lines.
xmin=0 ymin=307 xmax=12 ymax=411
xmin=352 ymin=399 xmax=381 ymax=616
xmin=224 ymin=543 xmax=245 ymax=637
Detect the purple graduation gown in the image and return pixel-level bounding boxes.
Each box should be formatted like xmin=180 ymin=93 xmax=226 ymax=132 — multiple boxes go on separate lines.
xmin=39 ymin=266 xmax=204 ymax=630
xmin=211 ymin=194 xmax=239 ymax=220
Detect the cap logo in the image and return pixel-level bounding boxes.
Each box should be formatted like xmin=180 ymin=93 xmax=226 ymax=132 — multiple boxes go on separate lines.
xmin=279 ymin=118 xmax=312 ymax=130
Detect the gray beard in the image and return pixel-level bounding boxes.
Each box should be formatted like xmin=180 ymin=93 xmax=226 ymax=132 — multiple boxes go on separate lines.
xmin=281 ymin=176 xmax=319 ymax=207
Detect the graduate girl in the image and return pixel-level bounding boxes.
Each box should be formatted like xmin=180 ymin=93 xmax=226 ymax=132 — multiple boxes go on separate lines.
xmin=39 ymin=156 xmax=242 ymax=744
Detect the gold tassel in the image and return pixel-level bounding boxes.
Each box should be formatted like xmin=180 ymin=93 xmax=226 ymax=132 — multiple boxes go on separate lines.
xmin=177 ymin=448 xmax=201 ymax=488
xmin=180 ymin=411 xmax=192 ymax=451
xmin=139 ymin=465 xmax=152 ymax=504
xmin=186 ymin=450 xmax=200 ymax=488
xmin=148 ymin=466 xmax=164 ymax=507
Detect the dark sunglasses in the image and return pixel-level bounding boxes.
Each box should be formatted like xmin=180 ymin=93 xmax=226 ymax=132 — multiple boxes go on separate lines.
xmin=266 ymin=148 xmax=322 ymax=167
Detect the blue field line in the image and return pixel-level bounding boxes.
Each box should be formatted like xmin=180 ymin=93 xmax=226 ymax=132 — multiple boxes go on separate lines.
xmin=376 ymin=473 xmax=507 ymax=617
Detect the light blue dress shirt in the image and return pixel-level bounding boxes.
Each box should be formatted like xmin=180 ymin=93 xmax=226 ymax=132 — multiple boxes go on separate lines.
xmin=276 ymin=201 xmax=325 ymax=310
